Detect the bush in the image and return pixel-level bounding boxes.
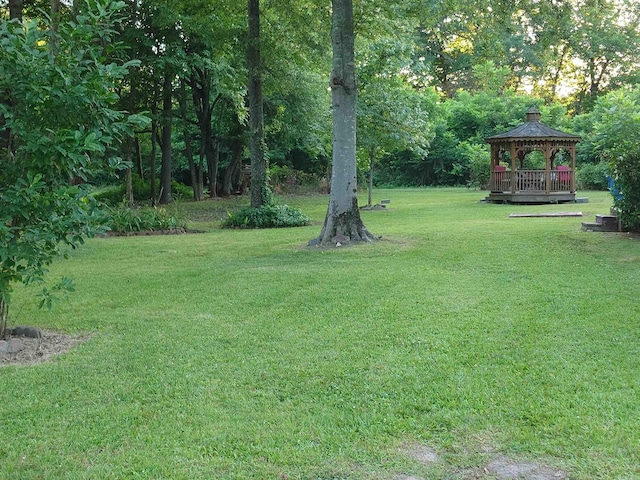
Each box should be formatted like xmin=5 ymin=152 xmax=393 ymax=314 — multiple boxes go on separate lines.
xmin=576 ymin=162 xmax=609 ymax=190
xmin=269 ymin=166 xmax=320 ymax=194
xmin=91 ymin=177 xmax=193 ymax=205
xmin=92 ymin=185 xmax=125 ymax=205
xmin=104 ymin=204 xmax=186 ymax=233
xmin=223 ymin=204 xmax=310 ymax=229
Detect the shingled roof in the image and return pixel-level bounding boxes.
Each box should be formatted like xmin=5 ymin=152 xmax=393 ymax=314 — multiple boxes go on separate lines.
xmin=485 ymin=108 xmax=581 ymax=142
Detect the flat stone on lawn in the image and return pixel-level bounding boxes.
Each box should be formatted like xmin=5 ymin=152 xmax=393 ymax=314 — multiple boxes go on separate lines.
xmin=486 ymin=457 xmax=567 ymax=479
xmin=0 ymin=338 xmax=24 ymax=354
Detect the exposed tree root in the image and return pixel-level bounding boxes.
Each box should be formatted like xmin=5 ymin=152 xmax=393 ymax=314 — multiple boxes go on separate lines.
xmin=310 ymin=199 xmax=378 ymax=246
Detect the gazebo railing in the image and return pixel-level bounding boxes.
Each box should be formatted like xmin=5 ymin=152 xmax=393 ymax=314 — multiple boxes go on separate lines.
xmin=490 ymin=169 xmax=573 ymax=193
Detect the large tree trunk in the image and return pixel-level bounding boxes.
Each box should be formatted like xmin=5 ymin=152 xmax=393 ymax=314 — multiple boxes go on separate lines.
xmin=189 ymin=70 xmax=216 ymax=200
xmin=150 ymin=84 xmax=159 ymax=205
xmin=159 ymin=69 xmax=173 ymax=205
xmin=179 ymin=80 xmax=202 ymax=201
xmin=207 ymin=136 xmax=219 ymax=198
xmin=9 ymin=0 xmax=23 ymax=20
xmin=247 ymin=0 xmax=268 ymax=208
xmin=312 ymin=0 xmax=375 ymax=246
xmin=222 ymin=139 xmax=243 ymax=196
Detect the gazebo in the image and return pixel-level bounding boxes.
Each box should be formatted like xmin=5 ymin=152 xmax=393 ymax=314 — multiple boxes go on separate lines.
xmin=484 ymin=108 xmax=581 ymax=204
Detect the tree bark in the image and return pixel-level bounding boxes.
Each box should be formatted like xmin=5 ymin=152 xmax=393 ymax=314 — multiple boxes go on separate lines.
xmin=367 ymin=151 xmax=374 ymax=208
xmin=135 ymin=136 xmax=143 ymax=178
xmin=159 ymin=68 xmax=173 ymax=205
xmin=50 ymin=0 xmax=61 ymax=56
xmin=179 ymin=80 xmax=202 ymax=201
xmin=125 ymin=167 xmax=134 ymax=206
xmin=9 ymin=0 xmax=23 ymax=20
xmin=207 ymin=136 xmax=219 ymax=198
xmin=150 ymin=84 xmax=159 ymax=205
xmin=222 ymin=138 xmax=243 ymax=196
xmin=0 ymin=297 xmax=8 ymax=339
xmin=312 ymin=0 xmax=375 ymax=246
xmin=247 ymin=0 xmax=268 ymax=208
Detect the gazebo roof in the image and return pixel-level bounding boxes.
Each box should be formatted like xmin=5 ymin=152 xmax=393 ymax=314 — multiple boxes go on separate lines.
xmin=485 ymin=108 xmax=581 ymax=143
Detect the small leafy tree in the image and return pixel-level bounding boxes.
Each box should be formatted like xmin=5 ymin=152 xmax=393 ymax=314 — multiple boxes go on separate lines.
xmin=0 ymin=1 xmax=147 ymax=336
xmin=591 ymin=86 xmax=640 ymax=231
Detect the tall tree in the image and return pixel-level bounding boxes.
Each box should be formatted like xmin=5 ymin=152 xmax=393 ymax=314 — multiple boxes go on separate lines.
xmin=247 ymin=0 xmax=268 ymax=207
xmin=159 ymin=64 xmax=173 ymax=204
xmin=312 ymin=0 xmax=375 ymax=245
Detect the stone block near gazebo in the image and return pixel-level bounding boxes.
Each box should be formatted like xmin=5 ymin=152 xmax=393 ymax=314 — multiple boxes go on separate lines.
xmin=484 ymin=108 xmax=581 ymax=204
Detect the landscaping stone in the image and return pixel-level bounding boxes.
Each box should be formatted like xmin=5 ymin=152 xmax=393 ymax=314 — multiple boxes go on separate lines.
xmin=1 ymin=330 xmax=89 ymax=367
xmin=11 ymin=325 xmax=42 ymax=338
xmin=1 ymin=338 xmax=25 ymax=354
xmin=8 ymin=338 xmax=24 ymax=354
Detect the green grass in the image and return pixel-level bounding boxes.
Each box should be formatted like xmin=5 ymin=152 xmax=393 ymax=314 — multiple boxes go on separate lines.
xmin=2 ymin=188 xmax=639 ymax=479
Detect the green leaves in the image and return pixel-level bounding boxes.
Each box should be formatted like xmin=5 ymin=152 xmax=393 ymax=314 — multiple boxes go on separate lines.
xmin=589 ymin=86 xmax=640 ymax=231
xmin=0 ymin=1 xmax=146 ymax=314
xmin=37 ymin=277 xmax=76 ymax=311
xmin=223 ymin=204 xmax=310 ymax=229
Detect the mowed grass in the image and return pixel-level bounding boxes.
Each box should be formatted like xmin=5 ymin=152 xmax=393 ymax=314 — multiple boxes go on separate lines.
xmin=2 ymin=188 xmax=639 ymax=479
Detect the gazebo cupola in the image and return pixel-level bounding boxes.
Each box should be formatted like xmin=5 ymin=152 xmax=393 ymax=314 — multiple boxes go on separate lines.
xmin=484 ymin=108 xmax=581 ymax=204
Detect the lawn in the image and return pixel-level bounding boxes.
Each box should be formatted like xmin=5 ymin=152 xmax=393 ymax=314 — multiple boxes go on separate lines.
xmin=1 ymin=188 xmax=639 ymax=479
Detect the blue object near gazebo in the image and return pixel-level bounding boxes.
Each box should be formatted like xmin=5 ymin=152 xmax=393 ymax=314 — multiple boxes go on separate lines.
xmin=607 ymin=176 xmax=623 ymax=202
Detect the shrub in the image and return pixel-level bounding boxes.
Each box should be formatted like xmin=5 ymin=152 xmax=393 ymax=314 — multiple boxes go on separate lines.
xmin=576 ymin=162 xmax=609 ymax=190
xmin=223 ymin=204 xmax=310 ymax=229
xmin=92 ymin=185 xmax=125 ymax=205
xmin=104 ymin=204 xmax=186 ymax=233
xmin=269 ymin=166 xmax=320 ymax=194
xmin=461 ymin=142 xmax=491 ymax=189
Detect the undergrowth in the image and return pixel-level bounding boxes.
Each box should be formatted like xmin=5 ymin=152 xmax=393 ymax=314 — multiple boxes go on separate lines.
xmin=223 ymin=203 xmax=310 ymax=229
xmin=104 ymin=203 xmax=186 ymax=233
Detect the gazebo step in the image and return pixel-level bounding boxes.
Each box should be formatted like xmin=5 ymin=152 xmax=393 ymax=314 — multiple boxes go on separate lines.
xmin=595 ymin=214 xmax=619 ymax=228
xmin=582 ymin=220 xmax=623 ymax=232
xmin=581 ymin=221 xmax=616 ymax=232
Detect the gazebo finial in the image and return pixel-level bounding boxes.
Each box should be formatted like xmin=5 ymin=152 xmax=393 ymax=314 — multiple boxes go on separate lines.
xmin=526 ymin=107 xmax=541 ymax=123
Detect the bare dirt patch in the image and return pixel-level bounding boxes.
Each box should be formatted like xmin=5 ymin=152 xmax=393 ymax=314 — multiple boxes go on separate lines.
xmin=403 ymin=444 xmax=441 ymax=466
xmin=398 ymin=442 xmax=568 ymax=480
xmin=483 ymin=457 xmax=568 ymax=479
xmin=1 ymin=329 xmax=90 ymax=367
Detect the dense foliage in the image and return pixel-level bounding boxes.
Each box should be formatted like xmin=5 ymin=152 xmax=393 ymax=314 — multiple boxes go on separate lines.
xmin=223 ymin=204 xmax=310 ymax=229
xmin=104 ymin=204 xmax=186 ymax=233
xmin=4 ymin=0 xmax=632 ymax=199
xmin=589 ymin=86 xmax=640 ymax=231
xmin=0 ymin=1 xmax=145 ymax=334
